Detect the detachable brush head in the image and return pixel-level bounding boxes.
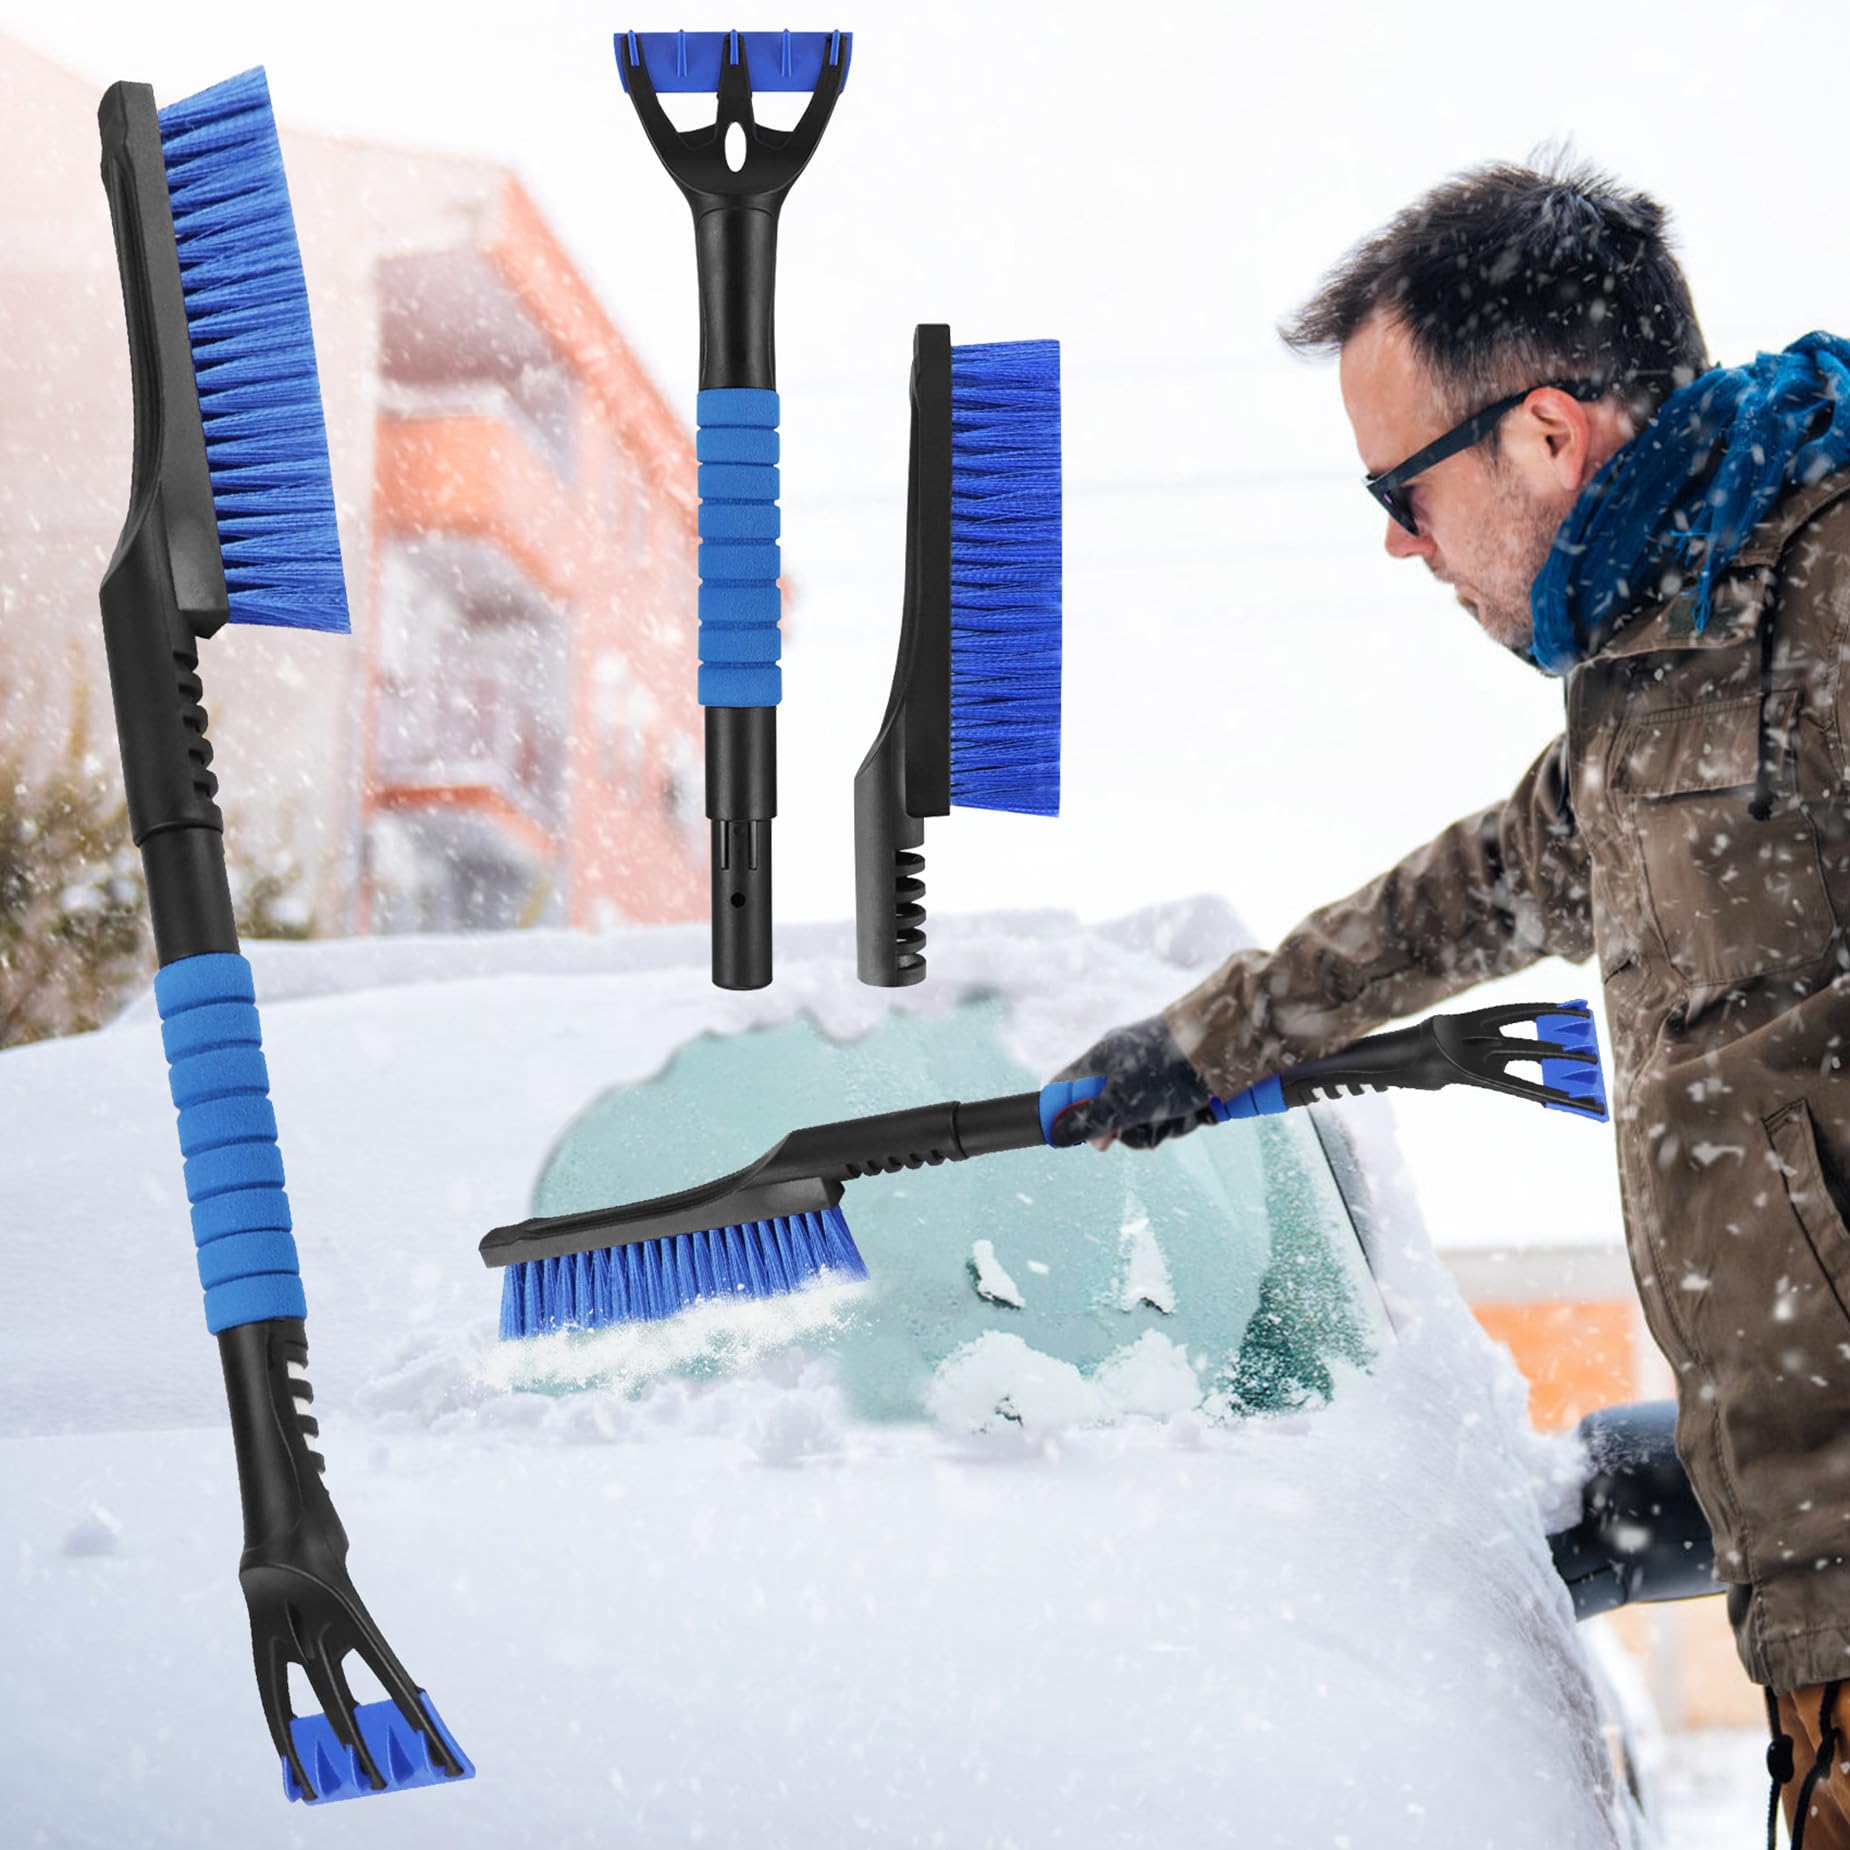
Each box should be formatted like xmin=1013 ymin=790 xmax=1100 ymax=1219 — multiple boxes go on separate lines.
xmin=157 ymin=68 xmax=347 ymax=633
xmin=483 ymin=1092 xmax=1053 ymax=1337
xmin=98 ymin=68 xmax=349 ymax=947
xmin=499 ymin=1205 xmax=867 ymax=1339
xmin=853 ymin=326 xmax=1064 ymax=987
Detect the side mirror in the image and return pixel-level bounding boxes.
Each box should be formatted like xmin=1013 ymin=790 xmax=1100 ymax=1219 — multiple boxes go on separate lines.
xmin=1548 ymin=1400 xmax=1719 ymax=1619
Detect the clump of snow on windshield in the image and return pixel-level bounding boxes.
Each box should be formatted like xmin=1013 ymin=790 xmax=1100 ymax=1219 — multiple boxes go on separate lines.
xmin=927 ymin=1330 xmax=1202 ymax=1432
xmin=1115 ymin=1207 xmax=1176 ymax=1312
xmin=967 ymin=1238 xmax=1026 ymax=1306
xmin=1093 ymin=1330 xmax=1201 ymax=1416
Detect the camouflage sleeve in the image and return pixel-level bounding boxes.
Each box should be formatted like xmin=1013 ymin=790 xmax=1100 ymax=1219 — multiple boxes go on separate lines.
xmin=1162 ymin=733 xmax=1595 ymax=1098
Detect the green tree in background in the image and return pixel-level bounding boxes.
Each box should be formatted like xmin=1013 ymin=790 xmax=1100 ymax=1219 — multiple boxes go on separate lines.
xmin=2 ymin=708 xmax=318 ymax=1049
xmin=0 ymin=721 xmax=145 ymax=1048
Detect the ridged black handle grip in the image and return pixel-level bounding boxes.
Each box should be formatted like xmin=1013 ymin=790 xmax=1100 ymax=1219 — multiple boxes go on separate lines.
xmin=220 ymin=1318 xmax=344 ymax=1572
xmin=853 ymin=326 xmax=951 ymax=987
xmin=852 ymin=737 xmax=927 ymax=985
xmin=1275 ymin=1022 xmax=1437 ymax=1108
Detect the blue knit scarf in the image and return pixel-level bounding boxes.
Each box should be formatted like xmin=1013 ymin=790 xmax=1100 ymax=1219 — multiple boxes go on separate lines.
xmin=1529 ymin=330 xmax=1850 ymax=675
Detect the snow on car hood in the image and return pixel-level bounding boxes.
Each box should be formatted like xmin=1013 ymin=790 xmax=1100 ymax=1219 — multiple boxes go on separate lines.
xmin=0 ymin=902 xmax=1619 ymax=1847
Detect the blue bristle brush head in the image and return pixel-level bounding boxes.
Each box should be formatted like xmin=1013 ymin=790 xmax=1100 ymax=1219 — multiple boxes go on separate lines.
xmin=157 ymin=68 xmax=348 ymax=634
xmin=948 ymin=339 xmax=1061 ymax=817
xmin=499 ymin=1205 xmax=869 ymax=1339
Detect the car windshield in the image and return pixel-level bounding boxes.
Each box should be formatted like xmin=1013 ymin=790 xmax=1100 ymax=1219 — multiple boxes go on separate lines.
xmin=526 ymin=996 xmax=1389 ymax=1424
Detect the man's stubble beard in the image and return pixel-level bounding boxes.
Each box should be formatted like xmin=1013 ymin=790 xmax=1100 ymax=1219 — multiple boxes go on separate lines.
xmin=1470 ymin=470 xmax=1567 ymax=656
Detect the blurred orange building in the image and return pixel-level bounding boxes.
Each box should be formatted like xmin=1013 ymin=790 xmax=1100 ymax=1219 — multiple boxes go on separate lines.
xmin=0 ymin=32 xmax=708 ymax=934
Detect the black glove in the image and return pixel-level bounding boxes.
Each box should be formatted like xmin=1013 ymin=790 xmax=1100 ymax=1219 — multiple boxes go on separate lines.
xmin=1046 ymin=1014 xmax=1218 ymax=1150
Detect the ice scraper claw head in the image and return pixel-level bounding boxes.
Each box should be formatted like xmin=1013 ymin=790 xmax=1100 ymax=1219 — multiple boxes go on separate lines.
xmin=221 ymin=1320 xmax=474 ymax=1803
xmin=615 ymin=29 xmax=850 ymax=208
xmin=1272 ymin=999 xmax=1609 ymax=1120
xmin=249 ymin=1554 xmax=472 ymax=1803
xmin=1427 ymin=998 xmax=1608 ymax=1120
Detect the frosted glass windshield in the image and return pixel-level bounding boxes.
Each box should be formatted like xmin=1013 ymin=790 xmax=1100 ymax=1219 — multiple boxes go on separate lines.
xmin=531 ymin=999 xmax=1387 ymax=1424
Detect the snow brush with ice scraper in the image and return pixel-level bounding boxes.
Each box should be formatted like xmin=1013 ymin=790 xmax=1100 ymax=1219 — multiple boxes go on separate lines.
xmin=482 ymin=999 xmax=1605 ymax=1337
xmin=96 ymin=70 xmax=471 ymax=1803
xmin=617 ymin=29 xmax=851 ymax=990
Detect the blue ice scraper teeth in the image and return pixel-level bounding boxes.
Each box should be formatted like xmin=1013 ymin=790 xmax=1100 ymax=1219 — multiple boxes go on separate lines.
xmin=1534 ymin=1002 xmax=1610 ymax=1119
xmin=284 ymin=1695 xmax=475 ymax=1804
xmin=97 ymin=69 xmax=469 ymax=1804
xmin=482 ymin=999 xmax=1606 ymax=1337
xmin=616 ymin=29 xmax=851 ymax=94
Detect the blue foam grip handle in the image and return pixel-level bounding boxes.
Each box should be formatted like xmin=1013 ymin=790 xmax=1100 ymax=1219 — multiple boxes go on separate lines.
xmin=616 ymin=29 xmax=852 ymax=96
xmin=696 ymin=388 xmax=782 ymax=707
xmin=1038 ymin=1076 xmax=1109 ymax=1144
xmin=283 ymin=1692 xmax=476 ymax=1804
xmin=153 ymin=952 xmax=305 ymax=1333
xmin=1207 ymin=1075 xmax=1288 ymax=1122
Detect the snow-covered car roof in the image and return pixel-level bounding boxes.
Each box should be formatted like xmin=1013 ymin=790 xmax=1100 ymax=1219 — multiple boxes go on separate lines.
xmin=0 ymin=903 xmax=1629 ymax=1846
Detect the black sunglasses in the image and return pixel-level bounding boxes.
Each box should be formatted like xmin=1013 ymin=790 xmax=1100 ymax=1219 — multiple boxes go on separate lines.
xmin=1364 ymin=379 xmax=1606 ymax=535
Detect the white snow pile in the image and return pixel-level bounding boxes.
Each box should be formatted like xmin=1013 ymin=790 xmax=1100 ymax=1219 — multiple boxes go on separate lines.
xmin=968 ymin=1237 xmax=1027 ymax=1307
xmin=0 ymin=902 xmax=1624 ymax=1848
xmin=1116 ymin=1206 xmax=1177 ymax=1313
xmin=927 ymin=1328 xmax=1204 ymax=1429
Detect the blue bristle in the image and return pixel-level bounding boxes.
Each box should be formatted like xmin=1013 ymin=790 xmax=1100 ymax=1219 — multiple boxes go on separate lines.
xmin=949 ymin=339 xmax=1062 ymax=817
xmin=1538 ymin=1001 xmax=1610 ymax=1120
xmin=157 ymin=68 xmax=349 ymax=633
xmin=497 ymin=1205 xmax=869 ymax=1339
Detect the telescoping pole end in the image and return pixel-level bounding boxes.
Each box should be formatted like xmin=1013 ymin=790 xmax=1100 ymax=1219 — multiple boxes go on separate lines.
xmin=708 ymin=705 xmax=774 ymax=989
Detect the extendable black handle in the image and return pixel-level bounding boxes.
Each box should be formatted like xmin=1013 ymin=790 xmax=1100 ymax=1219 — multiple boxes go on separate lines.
xmin=708 ymin=706 xmax=775 ymax=989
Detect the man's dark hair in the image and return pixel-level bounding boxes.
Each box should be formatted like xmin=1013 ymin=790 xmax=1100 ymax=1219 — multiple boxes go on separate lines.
xmin=1281 ymin=156 xmax=1708 ymax=431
